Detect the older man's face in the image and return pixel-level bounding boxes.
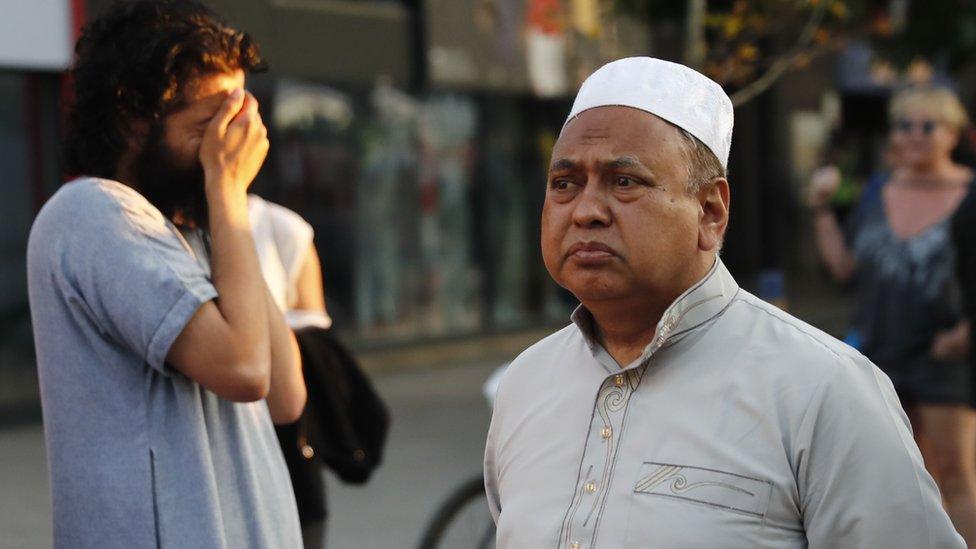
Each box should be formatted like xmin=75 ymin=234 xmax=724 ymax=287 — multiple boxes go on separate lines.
xmin=541 ymin=106 xmax=707 ymax=308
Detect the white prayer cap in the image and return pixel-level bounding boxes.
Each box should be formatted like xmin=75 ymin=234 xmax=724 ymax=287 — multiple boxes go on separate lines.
xmin=564 ymin=57 xmax=734 ymax=169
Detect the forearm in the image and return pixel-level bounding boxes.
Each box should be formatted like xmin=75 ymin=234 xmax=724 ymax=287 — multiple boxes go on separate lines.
xmin=812 ymin=209 xmax=856 ymax=282
xmin=166 ymin=88 xmax=276 ymax=401
xmin=263 ymin=287 xmax=306 ymax=424
xmin=206 ymin=188 xmax=271 ymax=373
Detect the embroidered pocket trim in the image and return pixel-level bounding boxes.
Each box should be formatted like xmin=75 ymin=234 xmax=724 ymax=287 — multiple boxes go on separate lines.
xmin=634 ymin=462 xmax=772 ymax=517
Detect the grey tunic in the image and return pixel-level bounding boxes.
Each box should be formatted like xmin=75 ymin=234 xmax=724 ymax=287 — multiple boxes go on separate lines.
xmin=484 ymin=260 xmax=962 ymax=548
xmin=27 ymin=178 xmax=302 ymax=548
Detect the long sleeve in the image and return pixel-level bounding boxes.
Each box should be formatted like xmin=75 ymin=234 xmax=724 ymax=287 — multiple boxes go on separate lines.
xmin=484 ymin=411 xmax=502 ymax=525
xmin=796 ymin=355 xmax=964 ymax=548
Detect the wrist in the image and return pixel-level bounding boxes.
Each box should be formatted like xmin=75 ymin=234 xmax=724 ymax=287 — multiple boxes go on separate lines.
xmin=205 ymin=172 xmax=244 ymax=199
xmin=205 ymin=183 xmax=249 ymax=225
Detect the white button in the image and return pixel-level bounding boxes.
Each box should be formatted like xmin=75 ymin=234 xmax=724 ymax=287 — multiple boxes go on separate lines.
xmin=584 ymin=481 xmax=597 ymax=494
xmin=600 ymin=426 xmax=612 ymax=439
xmin=570 ymin=542 xmax=580 ymax=549
xmin=613 ymin=374 xmax=625 ymax=387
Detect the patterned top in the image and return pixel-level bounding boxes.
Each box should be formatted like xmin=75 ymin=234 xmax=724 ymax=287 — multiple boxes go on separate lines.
xmin=847 ymin=181 xmax=966 ymax=365
xmin=484 ymin=260 xmax=962 ymax=548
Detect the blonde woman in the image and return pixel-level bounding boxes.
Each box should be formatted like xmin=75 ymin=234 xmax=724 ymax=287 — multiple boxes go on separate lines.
xmin=811 ymin=86 xmax=976 ymax=543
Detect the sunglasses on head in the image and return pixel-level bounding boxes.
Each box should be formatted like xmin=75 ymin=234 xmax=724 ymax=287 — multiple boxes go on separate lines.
xmin=894 ymin=118 xmax=938 ymax=135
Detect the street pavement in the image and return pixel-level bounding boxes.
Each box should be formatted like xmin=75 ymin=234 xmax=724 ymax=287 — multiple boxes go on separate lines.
xmin=0 ymin=359 xmax=502 ymax=549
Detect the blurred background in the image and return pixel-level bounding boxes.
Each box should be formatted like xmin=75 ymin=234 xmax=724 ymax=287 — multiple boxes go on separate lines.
xmin=3 ymin=0 xmax=976 ymax=547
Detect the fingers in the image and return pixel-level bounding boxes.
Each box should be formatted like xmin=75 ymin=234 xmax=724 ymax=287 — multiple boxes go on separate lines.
xmin=207 ymin=88 xmax=246 ymax=139
xmin=229 ymin=91 xmax=266 ymax=135
xmin=199 ymin=88 xmax=269 ymax=191
xmin=823 ymin=165 xmax=840 ymax=183
xmin=241 ymin=91 xmax=259 ymax=118
xmin=241 ymin=94 xmax=269 ymax=162
xmin=811 ymin=166 xmax=840 ymax=191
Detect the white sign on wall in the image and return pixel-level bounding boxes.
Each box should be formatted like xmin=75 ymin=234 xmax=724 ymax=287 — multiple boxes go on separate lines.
xmin=0 ymin=0 xmax=72 ymax=71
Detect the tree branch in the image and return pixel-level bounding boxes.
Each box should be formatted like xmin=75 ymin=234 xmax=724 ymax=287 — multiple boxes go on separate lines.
xmin=728 ymin=0 xmax=830 ymax=107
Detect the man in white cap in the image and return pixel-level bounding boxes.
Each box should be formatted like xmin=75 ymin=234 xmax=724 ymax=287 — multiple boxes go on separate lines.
xmin=483 ymin=57 xmax=963 ymax=548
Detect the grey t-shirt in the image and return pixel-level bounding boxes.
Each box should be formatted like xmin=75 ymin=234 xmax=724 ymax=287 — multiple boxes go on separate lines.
xmin=27 ymin=178 xmax=302 ymax=548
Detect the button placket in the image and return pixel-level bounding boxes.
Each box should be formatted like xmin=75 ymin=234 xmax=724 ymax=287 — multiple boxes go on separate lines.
xmin=561 ymin=370 xmax=642 ymax=548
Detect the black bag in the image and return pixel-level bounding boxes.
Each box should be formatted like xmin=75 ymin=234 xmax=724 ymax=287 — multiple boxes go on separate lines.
xmin=274 ymin=420 xmax=327 ymax=522
xmin=293 ymin=326 xmax=391 ymax=485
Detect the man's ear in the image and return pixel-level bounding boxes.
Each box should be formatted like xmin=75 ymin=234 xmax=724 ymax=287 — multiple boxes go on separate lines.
xmin=126 ymin=118 xmax=150 ymax=149
xmin=697 ymin=177 xmax=730 ymax=252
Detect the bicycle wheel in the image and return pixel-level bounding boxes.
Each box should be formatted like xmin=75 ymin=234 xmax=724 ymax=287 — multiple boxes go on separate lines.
xmin=417 ymin=475 xmax=496 ymax=549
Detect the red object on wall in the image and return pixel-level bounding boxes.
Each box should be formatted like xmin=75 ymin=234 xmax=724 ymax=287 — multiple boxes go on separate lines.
xmin=70 ymin=0 xmax=87 ymax=40
xmin=526 ymin=0 xmax=563 ymax=35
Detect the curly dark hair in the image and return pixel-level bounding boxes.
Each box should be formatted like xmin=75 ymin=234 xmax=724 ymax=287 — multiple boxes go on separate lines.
xmin=63 ymin=0 xmax=267 ymax=179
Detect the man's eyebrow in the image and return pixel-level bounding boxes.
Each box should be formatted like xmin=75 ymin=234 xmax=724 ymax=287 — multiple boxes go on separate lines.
xmin=549 ymin=156 xmax=653 ymax=173
xmin=549 ymin=158 xmax=578 ymax=172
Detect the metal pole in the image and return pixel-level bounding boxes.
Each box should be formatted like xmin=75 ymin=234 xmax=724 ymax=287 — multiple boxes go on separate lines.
xmin=684 ymin=0 xmax=707 ymax=68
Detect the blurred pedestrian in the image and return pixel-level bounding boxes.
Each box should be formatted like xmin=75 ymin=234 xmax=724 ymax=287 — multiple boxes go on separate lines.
xmin=27 ymin=1 xmax=305 ymax=546
xmin=813 ymin=131 xmax=904 ymax=350
xmin=485 ymin=57 xmax=963 ymax=548
xmin=810 ymin=86 xmax=976 ymax=544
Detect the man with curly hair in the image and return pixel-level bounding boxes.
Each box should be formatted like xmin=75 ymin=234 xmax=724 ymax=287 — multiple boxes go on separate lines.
xmin=27 ymin=1 xmax=305 ymax=546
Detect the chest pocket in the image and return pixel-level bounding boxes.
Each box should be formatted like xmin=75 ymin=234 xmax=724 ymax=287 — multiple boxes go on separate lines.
xmin=633 ymin=462 xmax=772 ymax=517
xmin=623 ymin=462 xmax=776 ymax=548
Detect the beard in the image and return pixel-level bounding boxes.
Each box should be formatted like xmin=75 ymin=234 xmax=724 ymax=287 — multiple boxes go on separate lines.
xmin=133 ymin=123 xmax=209 ymax=230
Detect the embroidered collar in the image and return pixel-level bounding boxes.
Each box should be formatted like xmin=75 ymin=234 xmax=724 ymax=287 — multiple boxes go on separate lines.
xmin=571 ymin=258 xmax=740 ymax=371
